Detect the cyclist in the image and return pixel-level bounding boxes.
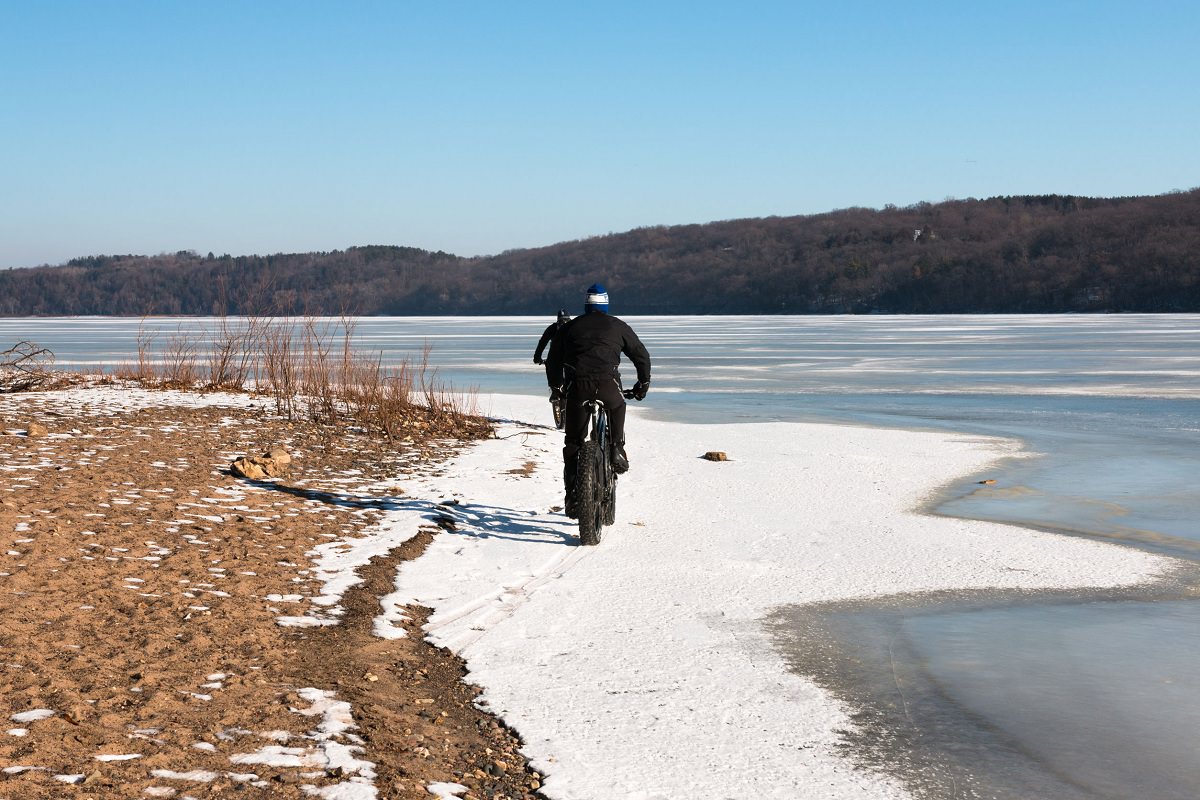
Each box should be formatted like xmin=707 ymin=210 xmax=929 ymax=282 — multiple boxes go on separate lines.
xmin=546 ymin=283 xmax=651 ymax=513
xmin=533 ymin=309 xmax=571 ymax=366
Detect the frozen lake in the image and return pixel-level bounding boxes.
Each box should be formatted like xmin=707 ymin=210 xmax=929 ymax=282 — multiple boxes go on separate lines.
xmin=12 ymin=313 xmax=1197 ymax=551
xmin=4 ymin=313 xmax=1198 ymax=798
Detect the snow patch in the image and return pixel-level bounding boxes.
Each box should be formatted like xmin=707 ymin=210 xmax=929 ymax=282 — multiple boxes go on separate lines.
xmin=150 ymin=769 xmax=219 ymax=782
xmin=9 ymin=708 xmax=55 ymax=723
xmin=274 ymin=523 xmax=420 ymax=628
xmin=229 ymin=688 xmax=376 ymax=797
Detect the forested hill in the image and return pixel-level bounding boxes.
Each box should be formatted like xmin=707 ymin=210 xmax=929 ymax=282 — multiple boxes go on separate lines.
xmin=3 ymin=190 xmax=1198 ymax=316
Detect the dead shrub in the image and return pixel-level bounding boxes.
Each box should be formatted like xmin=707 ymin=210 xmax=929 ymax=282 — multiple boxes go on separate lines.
xmin=106 ymin=315 xmax=490 ymax=443
xmin=1 ymin=341 xmax=65 ymax=393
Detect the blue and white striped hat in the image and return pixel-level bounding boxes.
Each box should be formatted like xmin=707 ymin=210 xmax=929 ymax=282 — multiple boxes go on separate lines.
xmin=584 ymin=283 xmax=609 ymax=312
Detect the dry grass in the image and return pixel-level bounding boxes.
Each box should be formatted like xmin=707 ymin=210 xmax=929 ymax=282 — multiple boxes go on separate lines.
xmin=43 ymin=316 xmax=491 ymax=443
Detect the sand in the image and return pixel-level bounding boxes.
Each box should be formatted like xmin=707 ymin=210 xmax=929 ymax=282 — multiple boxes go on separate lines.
xmin=0 ymin=385 xmax=541 ymax=800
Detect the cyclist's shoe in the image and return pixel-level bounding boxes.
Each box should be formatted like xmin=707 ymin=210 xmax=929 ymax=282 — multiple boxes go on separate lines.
xmin=612 ymin=443 xmax=629 ymax=474
xmin=549 ymin=386 xmax=566 ymax=429
xmin=564 ymin=489 xmax=579 ymax=518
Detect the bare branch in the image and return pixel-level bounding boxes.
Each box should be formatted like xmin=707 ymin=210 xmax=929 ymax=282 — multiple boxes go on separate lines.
xmin=1 ymin=341 xmax=57 ymax=392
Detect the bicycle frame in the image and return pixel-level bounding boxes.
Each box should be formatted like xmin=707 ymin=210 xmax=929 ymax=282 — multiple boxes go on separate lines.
xmin=583 ymin=398 xmax=614 ymax=504
xmin=585 ymin=399 xmax=609 ymax=449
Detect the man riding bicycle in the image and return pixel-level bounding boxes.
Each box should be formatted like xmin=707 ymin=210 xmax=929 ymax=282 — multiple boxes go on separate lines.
xmin=533 ymin=309 xmax=571 ymax=367
xmin=546 ymin=283 xmax=651 ymax=514
xmin=534 ymin=310 xmax=572 ymax=419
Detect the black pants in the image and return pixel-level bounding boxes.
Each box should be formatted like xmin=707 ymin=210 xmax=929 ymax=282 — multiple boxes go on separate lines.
xmin=562 ymin=377 xmax=626 ymax=490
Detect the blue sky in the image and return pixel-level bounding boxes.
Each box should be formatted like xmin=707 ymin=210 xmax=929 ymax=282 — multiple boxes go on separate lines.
xmin=1 ymin=1 xmax=1196 ymax=268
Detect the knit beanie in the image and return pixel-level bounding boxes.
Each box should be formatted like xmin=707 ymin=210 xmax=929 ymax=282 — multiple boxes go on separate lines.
xmin=584 ymin=283 xmax=609 ymax=313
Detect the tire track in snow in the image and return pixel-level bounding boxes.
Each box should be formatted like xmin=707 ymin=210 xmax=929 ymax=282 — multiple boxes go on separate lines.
xmin=425 ymin=545 xmax=589 ymax=652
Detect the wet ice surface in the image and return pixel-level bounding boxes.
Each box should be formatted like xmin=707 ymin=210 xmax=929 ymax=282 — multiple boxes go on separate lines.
xmin=770 ymin=582 xmax=1200 ymax=800
xmin=909 ymin=598 xmax=1200 ymax=799
xmin=933 ymin=411 xmax=1200 ymax=560
xmin=12 ymin=313 xmax=1198 ymax=393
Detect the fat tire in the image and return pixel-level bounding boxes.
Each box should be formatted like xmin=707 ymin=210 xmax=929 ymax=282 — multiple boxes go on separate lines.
xmin=577 ymin=441 xmax=602 ymax=546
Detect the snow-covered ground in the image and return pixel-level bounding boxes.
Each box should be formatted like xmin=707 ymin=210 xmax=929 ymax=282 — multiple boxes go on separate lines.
xmin=363 ymin=394 xmax=1168 ymax=800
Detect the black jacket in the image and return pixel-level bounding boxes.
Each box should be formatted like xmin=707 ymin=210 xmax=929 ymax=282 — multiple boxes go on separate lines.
xmin=546 ymin=311 xmax=651 ymax=387
xmin=533 ymin=321 xmax=559 ymax=362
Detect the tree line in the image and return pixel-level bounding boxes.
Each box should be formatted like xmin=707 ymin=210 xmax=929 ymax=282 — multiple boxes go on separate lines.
xmin=2 ymin=190 xmax=1198 ymax=316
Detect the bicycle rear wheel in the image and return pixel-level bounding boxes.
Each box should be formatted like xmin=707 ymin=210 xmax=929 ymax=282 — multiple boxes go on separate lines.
xmin=576 ymin=441 xmax=603 ymax=546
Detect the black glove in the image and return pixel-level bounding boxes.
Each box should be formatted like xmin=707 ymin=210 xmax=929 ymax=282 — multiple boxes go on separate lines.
xmin=631 ymin=380 xmax=649 ymax=401
xmin=533 ymin=355 xmax=544 ymax=365
xmin=549 ymin=386 xmax=564 ymax=402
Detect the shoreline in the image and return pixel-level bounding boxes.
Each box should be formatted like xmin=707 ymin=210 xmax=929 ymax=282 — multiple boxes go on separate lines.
xmin=524 ymin=385 xmax=1200 ymax=568
xmin=492 ymin=386 xmax=1192 ymax=567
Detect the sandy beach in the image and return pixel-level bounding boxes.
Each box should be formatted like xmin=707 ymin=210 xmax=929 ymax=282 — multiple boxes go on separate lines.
xmin=0 ymin=386 xmax=1173 ymax=800
xmin=0 ymin=385 xmax=543 ymax=800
